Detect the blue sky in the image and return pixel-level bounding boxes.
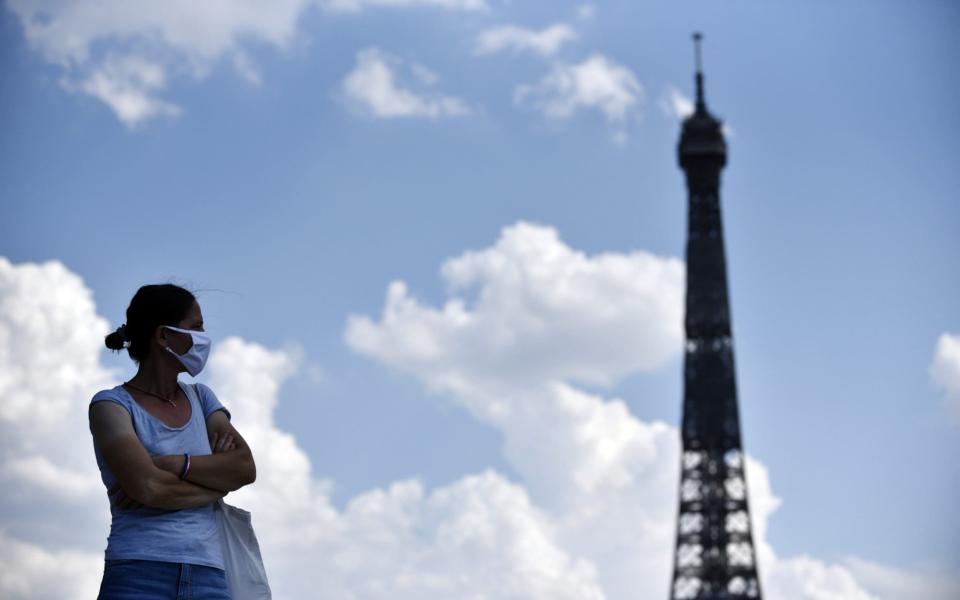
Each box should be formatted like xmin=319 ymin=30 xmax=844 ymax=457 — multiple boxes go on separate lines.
xmin=1 ymin=1 xmax=958 ymax=598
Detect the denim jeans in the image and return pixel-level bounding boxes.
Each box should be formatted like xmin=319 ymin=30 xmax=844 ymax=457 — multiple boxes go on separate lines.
xmin=97 ymin=559 xmax=231 ymax=599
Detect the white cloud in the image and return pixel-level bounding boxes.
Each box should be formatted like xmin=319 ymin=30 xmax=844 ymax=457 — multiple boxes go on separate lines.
xmin=577 ymin=5 xmax=596 ymax=20
xmin=842 ymin=556 xmax=960 ymax=600
xmin=0 ymin=257 xmax=116 ymax=596
xmin=2 ymin=455 xmax=100 ymax=500
xmin=658 ymin=85 xmax=695 ymax=120
xmin=346 ymin=221 xmax=684 ymax=395
xmin=68 ymin=54 xmax=182 ymax=127
xmin=232 ymin=51 xmax=263 ymax=86
xmin=7 ymin=0 xmax=316 ymax=125
xmin=931 ymin=332 xmax=960 ymax=424
xmin=341 ymin=224 xmax=706 ymax=597
xmin=7 ymin=0 xmax=310 ymax=67
xmin=7 ymin=0 xmax=483 ymax=126
xmin=763 ymin=556 xmax=878 ymax=600
xmin=514 ymin=55 xmax=643 ymax=141
xmin=345 ymin=222 xmax=883 ymax=599
xmin=324 ymin=0 xmax=488 ymax=12
xmin=0 ymin=532 xmax=102 ymax=600
xmin=341 ymin=47 xmax=472 ymax=119
xmin=0 ymin=258 xmax=114 ymax=429
xmin=409 ymin=62 xmax=440 ymax=86
xmin=0 ymin=256 xmax=601 ymax=599
xmin=294 ymin=472 xmax=604 ymax=599
xmin=474 ymin=24 xmax=578 ymax=57
xmin=659 ymin=84 xmax=736 ymax=139
xmin=515 ymin=55 xmax=643 ymax=123
xmin=0 ymin=247 xmax=931 ymax=600
xmin=200 ymin=337 xmax=607 ymax=599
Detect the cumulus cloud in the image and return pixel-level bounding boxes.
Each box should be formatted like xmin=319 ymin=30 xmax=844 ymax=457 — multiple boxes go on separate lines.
xmin=659 ymin=83 xmax=736 ymax=138
xmin=0 ymin=258 xmax=114 ymax=429
xmin=0 ymin=258 xmax=115 ymax=598
xmin=212 ymin=339 xmax=606 ymax=598
xmin=841 ymin=556 xmax=960 ymax=600
xmin=0 ymin=533 xmax=103 ymax=600
xmin=474 ymin=24 xmax=578 ymax=57
xmin=341 ymin=47 xmax=472 ymax=119
xmin=515 ymin=55 xmax=642 ymax=122
xmin=658 ymin=85 xmax=695 ymax=120
xmin=346 ymin=221 xmax=684 ymax=394
xmin=340 ymin=224 xmax=682 ymax=596
xmin=256 ymin=470 xmax=605 ymax=599
xmin=345 ymin=222 xmax=886 ymax=599
xmin=6 ymin=0 xmax=483 ymax=126
xmin=0 ymin=245 xmax=930 ymax=599
xmin=0 ymin=256 xmax=601 ymax=599
xmin=6 ymin=0 xmax=318 ymax=125
xmin=68 ymin=54 xmax=182 ymax=127
xmin=931 ymin=333 xmax=960 ymax=424
xmin=324 ymin=0 xmax=488 ymax=12
xmin=762 ymin=556 xmax=877 ymax=600
xmin=514 ymin=55 xmax=643 ymax=142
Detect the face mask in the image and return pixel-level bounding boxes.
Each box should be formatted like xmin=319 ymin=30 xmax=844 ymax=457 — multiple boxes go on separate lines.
xmin=164 ymin=326 xmax=211 ymax=377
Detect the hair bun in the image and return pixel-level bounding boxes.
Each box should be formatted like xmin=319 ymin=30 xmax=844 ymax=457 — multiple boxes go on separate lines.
xmin=104 ymin=325 xmax=128 ymax=351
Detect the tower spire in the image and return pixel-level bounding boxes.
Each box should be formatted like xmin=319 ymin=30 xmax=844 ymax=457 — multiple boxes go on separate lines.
xmin=693 ymin=32 xmax=706 ymax=113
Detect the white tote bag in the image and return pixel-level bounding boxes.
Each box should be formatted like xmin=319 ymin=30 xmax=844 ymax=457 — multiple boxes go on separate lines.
xmin=214 ymin=500 xmax=272 ymax=600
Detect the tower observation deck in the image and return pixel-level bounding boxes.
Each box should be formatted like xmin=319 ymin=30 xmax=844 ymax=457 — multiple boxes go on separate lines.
xmin=668 ymin=33 xmax=763 ymax=600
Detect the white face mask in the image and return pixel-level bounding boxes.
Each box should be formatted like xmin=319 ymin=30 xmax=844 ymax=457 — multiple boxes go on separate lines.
xmin=164 ymin=326 xmax=211 ymax=377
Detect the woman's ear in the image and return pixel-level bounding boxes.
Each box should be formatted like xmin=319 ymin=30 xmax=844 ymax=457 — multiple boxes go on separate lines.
xmin=153 ymin=325 xmax=170 ymax=349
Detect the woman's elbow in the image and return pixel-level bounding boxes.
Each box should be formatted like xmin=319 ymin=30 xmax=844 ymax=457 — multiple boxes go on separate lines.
xmin=242 ymin=454 xmax=256 ymax=486
xmin=136 ymin=470 xmax=183 ymax=508
xmin=226 ymin=453 xmax=256 ymax=491
xmin=133 ymin=477 xmax=165 ymax=507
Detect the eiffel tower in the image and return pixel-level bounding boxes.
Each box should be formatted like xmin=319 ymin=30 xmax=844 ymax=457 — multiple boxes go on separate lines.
xmin=668 ymin=33 xmax=763 ymax=600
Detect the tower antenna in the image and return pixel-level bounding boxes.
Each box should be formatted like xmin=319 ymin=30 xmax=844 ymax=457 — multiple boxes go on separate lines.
xmin=693 ymin=32 xmax=706 ymax=111
xmin=693 ymin=32 xmax=703 ymax=72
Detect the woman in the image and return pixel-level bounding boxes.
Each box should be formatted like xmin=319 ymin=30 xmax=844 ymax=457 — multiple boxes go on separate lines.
xmin=89 ymin=284 xmax=256 ymax=599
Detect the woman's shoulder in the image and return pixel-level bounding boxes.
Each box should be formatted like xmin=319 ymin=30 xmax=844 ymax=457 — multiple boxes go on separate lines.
xmin=90 ymin=385 xmax=133 ymax=412
xmin=188 ymin=383 xmax=230 ymax=420
xmin=185 ymin=381 xmax=224 ymax=401
xmin=191 ymin=382 xmax=214 ymax=396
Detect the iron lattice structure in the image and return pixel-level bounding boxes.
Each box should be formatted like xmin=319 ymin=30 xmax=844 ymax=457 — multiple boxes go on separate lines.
xmin=668 ymin=35 xmax=763 ymax=600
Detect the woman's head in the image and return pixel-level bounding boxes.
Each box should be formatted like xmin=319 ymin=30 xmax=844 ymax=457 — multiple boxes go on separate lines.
xmin=105 ymin=284 xmax=201 ymax=364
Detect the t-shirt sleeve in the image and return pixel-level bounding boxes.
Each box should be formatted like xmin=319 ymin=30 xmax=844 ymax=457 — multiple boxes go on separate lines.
xmin=90 ymin=388 xmax=133 ymax=417
xmin=195 ymin=383 xmax=231 ymax=421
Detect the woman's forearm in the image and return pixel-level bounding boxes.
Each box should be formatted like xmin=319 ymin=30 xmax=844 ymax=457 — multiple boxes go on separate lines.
xmin=185 ymin=451 xmax=255 ymax=492
xmin=142 ymin=469 xmax=226 ymax=509
xmin=154 ymin=450 xmax=256 ymax=493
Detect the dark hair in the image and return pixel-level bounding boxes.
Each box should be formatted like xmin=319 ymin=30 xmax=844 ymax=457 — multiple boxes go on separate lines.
xmin=104 ymin=284 xmax=197 ymax=363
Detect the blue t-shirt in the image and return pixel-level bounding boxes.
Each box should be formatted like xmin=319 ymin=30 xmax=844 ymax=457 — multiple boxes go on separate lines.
xmin=89 ymin=381 xmax=230 ymax=569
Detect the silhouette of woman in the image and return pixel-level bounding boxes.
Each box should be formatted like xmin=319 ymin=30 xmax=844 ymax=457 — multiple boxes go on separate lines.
xmin=90 ymin=284 xmax=256 ymax=599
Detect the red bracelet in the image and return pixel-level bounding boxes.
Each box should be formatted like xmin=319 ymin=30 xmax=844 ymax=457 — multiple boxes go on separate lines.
xmin=179 ymin=453 xmax=191 ymax=480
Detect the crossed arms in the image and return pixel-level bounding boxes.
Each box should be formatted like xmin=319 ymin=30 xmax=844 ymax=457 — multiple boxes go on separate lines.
xmin=89 ymin=402 xmax=256 ymax=511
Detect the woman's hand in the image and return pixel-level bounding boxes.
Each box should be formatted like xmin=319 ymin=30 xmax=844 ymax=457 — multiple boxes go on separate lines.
xmin=107 ymin=482 xmax=143 ymax=510
xmin=209 ymin=432 xmax=237 ymax=454
xmin=180 ymin=410 xmax=255 ymax=493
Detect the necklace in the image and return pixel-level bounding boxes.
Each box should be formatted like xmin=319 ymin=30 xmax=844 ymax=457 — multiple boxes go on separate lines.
xmin=123 ymin=381 xmax=178 ymax=408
